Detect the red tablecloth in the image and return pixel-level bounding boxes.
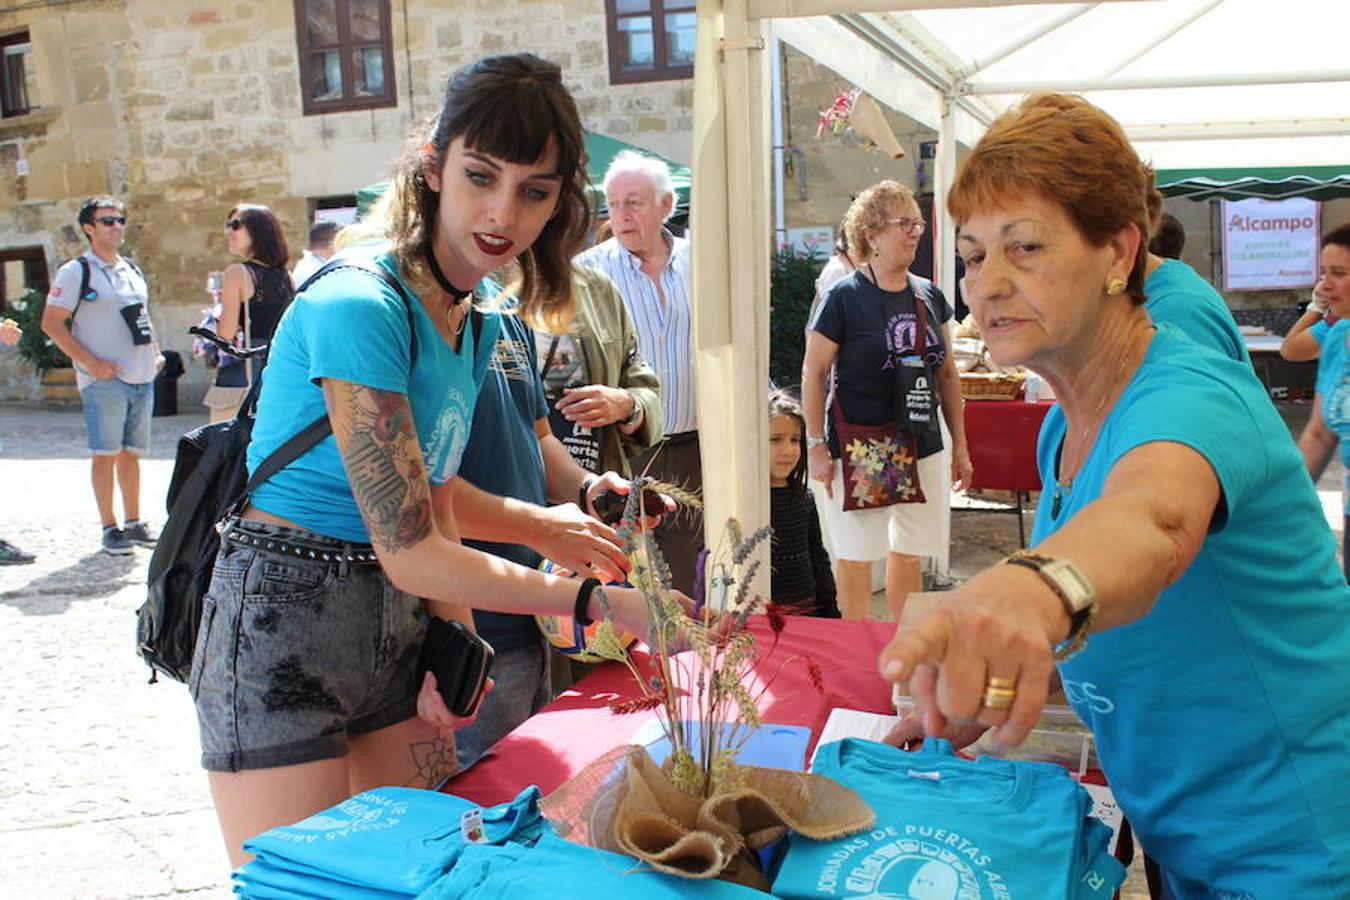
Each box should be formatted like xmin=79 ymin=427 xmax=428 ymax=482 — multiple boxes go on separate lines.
xmin=964 ymin=399 xmax=1054 ymax=493
xmin=445 ymin=616 xmax=898 ymax=806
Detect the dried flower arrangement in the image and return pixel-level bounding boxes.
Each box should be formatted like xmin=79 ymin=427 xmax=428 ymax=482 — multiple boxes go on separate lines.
xmin=542 ymin=478 xmax=873 ymax=888
xmin=583 ymin=477 xmax=827 ymax=798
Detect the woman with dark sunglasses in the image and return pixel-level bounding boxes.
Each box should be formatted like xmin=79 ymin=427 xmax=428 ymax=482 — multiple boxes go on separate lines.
xmin=202 ymin=203 xmax=294 ymax=422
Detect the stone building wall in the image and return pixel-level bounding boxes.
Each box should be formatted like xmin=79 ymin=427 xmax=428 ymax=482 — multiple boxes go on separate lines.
xmin=0 ymin=0 xmax=693 ymax=403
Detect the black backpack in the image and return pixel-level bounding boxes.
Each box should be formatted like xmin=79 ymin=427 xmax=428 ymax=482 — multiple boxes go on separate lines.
xmin=136 ymin=258 xmax=430 ymax=683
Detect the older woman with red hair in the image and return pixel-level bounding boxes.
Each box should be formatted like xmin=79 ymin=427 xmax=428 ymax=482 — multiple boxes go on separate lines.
xmin=880 ymin=93 xmax=1350 ymax=896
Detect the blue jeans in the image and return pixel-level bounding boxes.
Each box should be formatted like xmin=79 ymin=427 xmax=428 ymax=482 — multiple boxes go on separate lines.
xmin=80 ymin=378 xmax=152 ymax=455
xmin=453 ymin=639 xmax=551 ymax=770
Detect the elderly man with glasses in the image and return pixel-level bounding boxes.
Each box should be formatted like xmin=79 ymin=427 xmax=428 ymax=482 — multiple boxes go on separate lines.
xmin=41 ymin=195 xmax=161 ymax=556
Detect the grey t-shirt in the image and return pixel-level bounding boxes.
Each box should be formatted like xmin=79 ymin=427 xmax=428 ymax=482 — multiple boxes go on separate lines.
xmin=46 ymin=251 xmax=158 ymax=389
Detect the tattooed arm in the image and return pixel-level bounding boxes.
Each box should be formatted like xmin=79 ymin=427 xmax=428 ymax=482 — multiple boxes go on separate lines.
xmin=322 ymin=377 xmax=655 ymax=631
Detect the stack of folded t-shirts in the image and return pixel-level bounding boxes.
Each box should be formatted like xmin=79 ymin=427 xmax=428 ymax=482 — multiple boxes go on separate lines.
xmin=771 ymin=738 xmax=1125 ymax=899
xmin=233 ymin=786 xmax=547 ymax=899
xmin=415 ymin=831 xmax=774 ymax=899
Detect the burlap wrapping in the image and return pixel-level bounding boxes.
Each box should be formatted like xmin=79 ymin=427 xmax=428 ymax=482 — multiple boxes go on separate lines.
xmin=541 ymin=745 xmax=874 ymax=890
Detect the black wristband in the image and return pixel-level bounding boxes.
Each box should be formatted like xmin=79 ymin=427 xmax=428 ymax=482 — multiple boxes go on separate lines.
xmin=578 ymin=475 xmax=599 ymax=512
xmin=574 ymin=577 xmax=602 ymax=627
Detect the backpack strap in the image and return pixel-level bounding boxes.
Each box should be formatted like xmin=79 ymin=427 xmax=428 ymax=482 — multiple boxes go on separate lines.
xmin=71 ymin=256 xmax=92 ymax=323
xmin=238 ymin=256 xmax=427 ymax=500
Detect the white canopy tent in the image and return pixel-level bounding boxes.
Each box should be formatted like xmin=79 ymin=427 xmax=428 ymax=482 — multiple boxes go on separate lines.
xmin=689 ymin=0 xmax=1350 ymax=572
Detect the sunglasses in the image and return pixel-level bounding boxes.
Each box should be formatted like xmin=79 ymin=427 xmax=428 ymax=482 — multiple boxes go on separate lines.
xmin=885 ymin=217 xmax=926 ymax=235
xmin=96 ymin=216 xmax=127 ymax=226
xmin=225 ymin=219 xmax=246 ymax=231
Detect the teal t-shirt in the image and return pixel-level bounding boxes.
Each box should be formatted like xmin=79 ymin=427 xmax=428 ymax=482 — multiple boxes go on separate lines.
xmin=1033 ymin=324 xmax=1350 ymax=897
xmin=771 ymin=738 xmax=1123 ymax=899
xmin=247 ymin=251 xmax=501 ymax=542
xmin=1312 ymin=317 xmax=1350 ymax=512
xmin=1143 ymin=259 xmax=1248 ymax=364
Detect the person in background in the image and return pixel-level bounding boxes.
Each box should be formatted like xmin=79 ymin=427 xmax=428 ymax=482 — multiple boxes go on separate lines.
xmin=0 ymin=317 xmax=37 ymax=564
xmin=1146 ymin=211 xmax=1185 ymax=260
xmin=801 ymin=180 xmax=972 ymax=621
xmin=1141 ymin=196 xmax=1248 ymax=364
xmin=536 ymin=265 xmax=662 ymax=478
xmin=768 ymin=390 xmax=838 ymax=617
xmin=452 ymin=276 xmax=669 ymax=768
xmin=880 ymin=91 xmax=1350 ymax=899
xmin=575 ymin=150 xmax=701 ymax=594
xmin=203 ymin=203 xmax=294 ymax=423
xmin=291 ymin=219 xmax=341 ymax=288
xmin=41 ymin=195 xmax=160 ymax=556
xmin=805 ymin=215 xmax=858 ymax=339
xmin=1279 ymin=234 xmax=1344 ymax=363
xmin=1283 ymin=225 xmax=1350 ymax=580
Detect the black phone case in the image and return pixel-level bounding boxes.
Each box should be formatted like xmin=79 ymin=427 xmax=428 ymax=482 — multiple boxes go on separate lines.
xmin=419 ymin=618 xmax=494 ymax=718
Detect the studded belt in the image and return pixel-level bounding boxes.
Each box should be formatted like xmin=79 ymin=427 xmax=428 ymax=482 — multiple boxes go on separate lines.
xmin=222 ymin=523 xmax=380 ymax=565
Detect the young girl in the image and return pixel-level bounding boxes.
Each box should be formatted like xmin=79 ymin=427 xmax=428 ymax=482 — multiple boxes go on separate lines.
xmin=194 ymin=54 xmax=667 ymax=866
xmin=769 ymin=391 xmax=839 ymax=617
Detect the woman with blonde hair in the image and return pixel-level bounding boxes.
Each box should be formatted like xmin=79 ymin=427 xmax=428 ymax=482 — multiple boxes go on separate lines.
xmin=192 ymin=53 xmax=675 ymax=867
xmin=801 ymin=180 xmax=972 ymax=620
xmin=881 ymin=92 xmax=1350 ymax=897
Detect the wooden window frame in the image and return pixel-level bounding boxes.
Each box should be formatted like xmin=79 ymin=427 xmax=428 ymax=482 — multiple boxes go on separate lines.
xmin=604 ymin=0 xmax=694 ymax=85
xmin=1 ymin=30 xmax=34 ymax=119
xmin=0 ymin=246 xmax=50 ymax=314
xmin=293 ymin=0 xmax=396 ymax=116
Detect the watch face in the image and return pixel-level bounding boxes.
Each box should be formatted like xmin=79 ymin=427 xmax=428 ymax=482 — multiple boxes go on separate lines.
xmin=1042 ymin=558 xmax=1094 ymax=612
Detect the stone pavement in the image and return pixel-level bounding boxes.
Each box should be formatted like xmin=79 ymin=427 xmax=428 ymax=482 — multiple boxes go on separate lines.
xmin=0 ymin=400 xmax=1338 ymax=899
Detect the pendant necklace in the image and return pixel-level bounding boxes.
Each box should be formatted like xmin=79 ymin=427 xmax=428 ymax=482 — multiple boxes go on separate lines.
xmin=1051 ymin=342 xmax=1135 ymax=519
xmin=425 ymin=246 xmax=472 ymax=337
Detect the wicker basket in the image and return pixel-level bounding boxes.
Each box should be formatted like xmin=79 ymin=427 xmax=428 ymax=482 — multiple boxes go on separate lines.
xmin=959 ymin=371 xmax=1024 ymax=401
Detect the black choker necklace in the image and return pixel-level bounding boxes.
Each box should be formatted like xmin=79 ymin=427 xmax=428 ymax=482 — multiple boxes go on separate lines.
xmin=425 ymin=246 xmax=473 ymax=302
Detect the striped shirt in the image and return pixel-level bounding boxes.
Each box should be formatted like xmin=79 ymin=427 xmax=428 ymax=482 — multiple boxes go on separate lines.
xmin=575 ymin=232 xmax=696 ymax=434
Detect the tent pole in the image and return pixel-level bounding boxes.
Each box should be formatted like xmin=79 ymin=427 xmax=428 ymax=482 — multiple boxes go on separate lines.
xmin=968 ymin=69 xmax=1350 ymax=94
xmin=935 ymin=94 xmax=959 ymax=306
xmin=692 ymin=0 xmax=773 ymax=599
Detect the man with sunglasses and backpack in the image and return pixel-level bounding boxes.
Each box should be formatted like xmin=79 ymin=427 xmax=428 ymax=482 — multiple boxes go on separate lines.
xmin=42 ymin=195 xmax=161 ymax=556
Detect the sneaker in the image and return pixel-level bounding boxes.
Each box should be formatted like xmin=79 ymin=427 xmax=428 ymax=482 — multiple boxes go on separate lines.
xmin=0 ymin=538 xmax=35 ymax=565
xmin=122 ymin=521 xmax=159 ymax=548
xmin=102 ymin=527 xmax=134 ymax=556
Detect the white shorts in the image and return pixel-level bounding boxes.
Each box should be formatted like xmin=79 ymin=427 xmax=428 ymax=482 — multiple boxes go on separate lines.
xmin=811 ymin=443 xmax=951 ymax=562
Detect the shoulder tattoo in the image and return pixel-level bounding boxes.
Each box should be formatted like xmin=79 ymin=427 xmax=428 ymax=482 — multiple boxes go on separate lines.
xmin=325 ymin=380 xmax=432 ymax=553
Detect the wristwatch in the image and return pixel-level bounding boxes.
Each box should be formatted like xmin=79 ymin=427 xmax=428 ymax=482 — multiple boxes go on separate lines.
xmin=1003 ymin=549 xmax=1097 ymax=660
xmin=805 ymin=435 xmax=826 ymax=450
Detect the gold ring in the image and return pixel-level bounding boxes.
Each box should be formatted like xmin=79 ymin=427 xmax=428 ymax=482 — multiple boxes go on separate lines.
xmin=982 ymin=687 xmax=1016 ymax=710
xmin=986 ymin=676 xmax=1015 ymax=691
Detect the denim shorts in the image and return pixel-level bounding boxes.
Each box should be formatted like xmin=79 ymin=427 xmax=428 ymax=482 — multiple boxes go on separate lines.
xmin=191 ymin=518 xmax=427 ymax=772
xmin=81 ymin=377 xmax=152 ymax=455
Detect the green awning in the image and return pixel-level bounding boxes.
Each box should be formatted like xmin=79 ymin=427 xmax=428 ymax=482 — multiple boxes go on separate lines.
xmin=355 ymin=132 xmax=691 ymax=219
xmin=1157 ymin=166 xmax=1350 ymax=202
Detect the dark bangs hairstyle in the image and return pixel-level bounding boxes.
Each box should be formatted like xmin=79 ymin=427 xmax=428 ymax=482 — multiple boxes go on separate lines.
xmin=227 ymin=203 xmax=290 ymax=269
xmin=768 ymin=389 xmax=809 ymax=491
xmin=381 ymin=53 xmax=589 ymax=332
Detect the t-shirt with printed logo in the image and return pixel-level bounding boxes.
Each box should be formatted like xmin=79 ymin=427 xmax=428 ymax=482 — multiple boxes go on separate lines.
xmin=46 ymin=251 xmax=159 ymax=390
xmin=810 ymin=270 xmax=952 ymax=459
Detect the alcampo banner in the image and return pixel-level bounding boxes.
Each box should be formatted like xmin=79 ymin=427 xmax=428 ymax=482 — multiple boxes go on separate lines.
xmin=1221 ymin=197 xmax=1320 ymax=291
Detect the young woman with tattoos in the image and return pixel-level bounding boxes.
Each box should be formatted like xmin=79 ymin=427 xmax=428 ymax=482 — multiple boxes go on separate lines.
xmin=190 ymin=54 xmax=674 ymax=866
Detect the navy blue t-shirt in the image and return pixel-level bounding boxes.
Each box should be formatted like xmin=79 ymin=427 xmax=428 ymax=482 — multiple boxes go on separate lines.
xmin=810 ymin=271 xmax=952 ymax=459
xmin=459 ymin=310 xmax=551 ymax=652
